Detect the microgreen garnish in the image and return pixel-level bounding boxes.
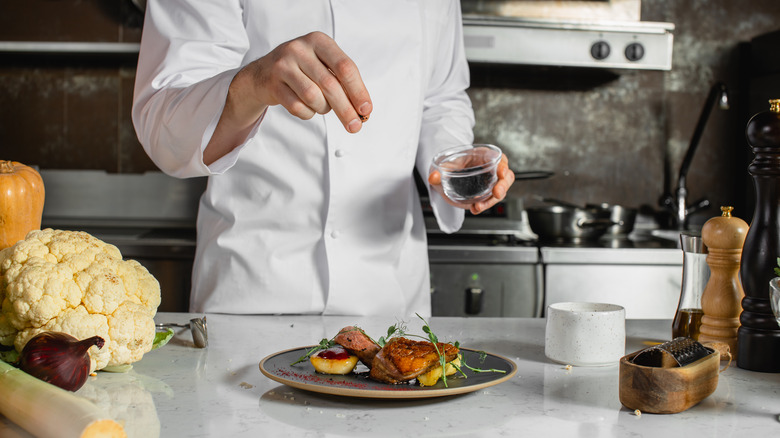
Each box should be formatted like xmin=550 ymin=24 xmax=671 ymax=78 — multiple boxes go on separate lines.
xmin=416 ymin=313 xmax=452 ymax=387
xmin=416 ymin=314 xmax=507 ymax=385
xmin=290 ymin=337 xmax=337 ymax=365
xmin=377 ymin=321 xmax=406 ymax=347
xmin=458 ymin=350 xmax=506 ymax=374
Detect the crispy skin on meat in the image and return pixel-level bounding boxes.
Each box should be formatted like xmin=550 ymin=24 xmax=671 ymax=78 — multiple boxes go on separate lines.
xmin=369 ymin=337 xmax=459 ymax=384
xmin=333 ymin=326 xmax=381 ymax=368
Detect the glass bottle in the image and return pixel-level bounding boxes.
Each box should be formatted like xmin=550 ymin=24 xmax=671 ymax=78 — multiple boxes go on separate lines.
xmin=672 ymin=232 xmax=709 ymax=339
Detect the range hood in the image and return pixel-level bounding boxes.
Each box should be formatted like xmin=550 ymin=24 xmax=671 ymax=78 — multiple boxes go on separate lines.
xmin=462 ymin=15 xmax=674 ymax=71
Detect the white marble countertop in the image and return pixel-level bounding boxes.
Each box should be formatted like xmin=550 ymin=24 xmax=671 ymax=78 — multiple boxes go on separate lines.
xmin=2 ymin=313 xmax=779 ymax=437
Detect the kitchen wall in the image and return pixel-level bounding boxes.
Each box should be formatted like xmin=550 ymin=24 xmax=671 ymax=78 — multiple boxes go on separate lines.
xmin=1 ymin=0 xmax=779 ymax=228
xmin=469 ymin=0 xmax=780 ymax=227
xmin=0 ymin=0 xmax=146 ymax=173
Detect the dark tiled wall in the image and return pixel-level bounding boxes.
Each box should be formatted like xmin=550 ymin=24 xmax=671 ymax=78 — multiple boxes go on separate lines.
xmin=0 ymin=0 xmax=150 ymax=173
xmin=469 ymin=0 xmax=780 ymax=226
xmin=1 ymin=0 xmax=779 ymax=225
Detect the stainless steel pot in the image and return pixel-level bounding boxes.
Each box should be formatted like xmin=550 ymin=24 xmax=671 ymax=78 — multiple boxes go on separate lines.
xmin=526 ymin=205 xmax=616 ymax=243
xmin=586 ymin=203 xmax=637 ymax=237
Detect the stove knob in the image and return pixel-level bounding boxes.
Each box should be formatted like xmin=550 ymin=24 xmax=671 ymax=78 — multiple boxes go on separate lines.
xmin=625 ymin=43 xmax=645 ymax=62
xmin=590 ymin=41 xmax=611 ymax=60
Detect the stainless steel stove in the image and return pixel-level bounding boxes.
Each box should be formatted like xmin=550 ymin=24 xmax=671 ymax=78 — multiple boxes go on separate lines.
xmin=461 ymin=14 xmax=674 ymax=71
xmin=424 ymin=199 xmax=685 ymax=320
xmin=423 ymin=200 xmax=544 ymax=318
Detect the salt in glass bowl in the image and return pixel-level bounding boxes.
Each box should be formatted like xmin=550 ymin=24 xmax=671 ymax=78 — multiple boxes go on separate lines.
xmin=432 ymin=144 xmax=502 ymax=203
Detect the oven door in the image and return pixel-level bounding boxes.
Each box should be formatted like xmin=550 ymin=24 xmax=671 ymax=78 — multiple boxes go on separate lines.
xmin=428 ymin=244 xmax=543 ymax=317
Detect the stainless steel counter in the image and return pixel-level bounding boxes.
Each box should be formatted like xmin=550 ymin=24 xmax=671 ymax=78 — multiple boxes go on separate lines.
xmin=540 ymin=246 xmax=681 ymax=265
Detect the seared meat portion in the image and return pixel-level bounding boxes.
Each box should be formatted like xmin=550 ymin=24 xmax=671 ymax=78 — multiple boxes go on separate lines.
xmin=369 ymin=337 xmax=459 ymax=384
xmin=333 ymin=326 xmax=380 ymax=368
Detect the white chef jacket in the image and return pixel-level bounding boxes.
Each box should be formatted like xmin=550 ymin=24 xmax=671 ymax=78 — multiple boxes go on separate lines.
xmin=132 ymin=0 xmax=474 ymax=316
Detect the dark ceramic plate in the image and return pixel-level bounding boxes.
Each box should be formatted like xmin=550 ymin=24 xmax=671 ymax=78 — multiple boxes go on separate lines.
xmin=259 ymin=347 xmax=517 ymax=399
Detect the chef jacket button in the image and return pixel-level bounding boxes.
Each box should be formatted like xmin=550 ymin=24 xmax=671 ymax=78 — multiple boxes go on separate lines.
xmin=335 ymin=149 xmax=345 ymax=158
xmin=330 ymin=230 xmax=341 ymax=239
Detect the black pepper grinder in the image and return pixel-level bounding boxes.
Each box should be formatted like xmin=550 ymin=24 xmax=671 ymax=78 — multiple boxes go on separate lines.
xmin=738 ymin=99 xmax=780 ymax=372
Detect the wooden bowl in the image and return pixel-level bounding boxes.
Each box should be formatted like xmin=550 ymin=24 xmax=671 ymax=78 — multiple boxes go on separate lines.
xmin=619 ymin=348 xmax=720 ymax=414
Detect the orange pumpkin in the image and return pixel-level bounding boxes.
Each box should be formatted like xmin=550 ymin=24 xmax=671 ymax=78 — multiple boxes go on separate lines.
xmin=0 ymin=160 xmax=45 ymax=250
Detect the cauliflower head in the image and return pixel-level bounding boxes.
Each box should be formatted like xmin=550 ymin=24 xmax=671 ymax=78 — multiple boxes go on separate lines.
xmin=0 ymin=229 xmax=161 ymax=372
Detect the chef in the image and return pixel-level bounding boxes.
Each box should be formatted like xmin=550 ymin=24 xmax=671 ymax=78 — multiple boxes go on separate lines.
xmin=132 ymin=0 xmax=515 ymax=316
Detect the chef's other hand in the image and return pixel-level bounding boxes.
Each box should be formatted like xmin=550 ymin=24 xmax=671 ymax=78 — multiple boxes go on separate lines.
xmin=428 ymin=154 xmax=515 ymax=215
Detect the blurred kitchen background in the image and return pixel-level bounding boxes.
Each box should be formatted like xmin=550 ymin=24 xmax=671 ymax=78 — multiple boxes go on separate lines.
xmin=1 ymin=0 xmax=779 ymax=316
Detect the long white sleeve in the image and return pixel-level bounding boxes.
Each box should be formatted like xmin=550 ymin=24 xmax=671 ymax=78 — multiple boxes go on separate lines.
xmin=132 ymin=0 xmax=250 ymax=178
xmin=416 ymin=1 xmax=475 ymax=233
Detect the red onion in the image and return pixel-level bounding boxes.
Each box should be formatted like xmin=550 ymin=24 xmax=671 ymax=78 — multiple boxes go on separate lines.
xmin=19 ymin=332 xmax=105 ymax=392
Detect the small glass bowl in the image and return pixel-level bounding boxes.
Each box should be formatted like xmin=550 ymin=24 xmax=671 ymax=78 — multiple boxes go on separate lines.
xmin=432 ymin=144 xmax=502 ymax=203
xmin=770 ymin=277 xmax=780 ymax=326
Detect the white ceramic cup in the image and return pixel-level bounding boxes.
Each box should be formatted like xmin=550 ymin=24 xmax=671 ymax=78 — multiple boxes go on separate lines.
xmin=545 ymin=302 xmax=626 ymax=367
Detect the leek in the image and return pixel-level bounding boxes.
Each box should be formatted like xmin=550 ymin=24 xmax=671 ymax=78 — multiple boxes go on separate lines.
xmin=0 ymin=359 xmax=125 ymax=438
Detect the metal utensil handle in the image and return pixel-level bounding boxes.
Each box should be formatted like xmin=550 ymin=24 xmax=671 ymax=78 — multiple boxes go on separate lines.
xmin=189 ymin=317 xmax=208 ymax=348
xmin=156 ymin=323 xmax=190 ymax=329
xmin=577 ymin=218 xmax=619 ymax=229
xmin=515 ymin=170 xmax=554 ymax=180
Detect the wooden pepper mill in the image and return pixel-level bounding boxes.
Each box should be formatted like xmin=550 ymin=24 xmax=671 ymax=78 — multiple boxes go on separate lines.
xmin=738 ymin=98 xmax=780 ymax=372
xmin=698 ymin=206 xmax=748 ymax=355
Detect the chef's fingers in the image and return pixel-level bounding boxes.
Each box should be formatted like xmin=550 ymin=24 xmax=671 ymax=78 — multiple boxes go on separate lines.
xmin=428 ymin=169 xmax=442 ymax=186
xmin=285 ymin=72 xmax=332 ymax=116
xmin=249 ymin=32 xmax=370 ymax=132
xmin=309 ymin=34 xmax=373 ymax=132
xmin=492 ymin=155 xmax=514 ymax=199
xmin=275 ymin=81 xmax=319 ymax=120
xmin=470 ymin=195 xmax=499 ymax=215
xmin=243 ymin=42 xmax=325 ymax=119
xmin=470 ymin=155 xmax=514 ymax=215
xmin=258 ymin=36 xmax=332 ymax=117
